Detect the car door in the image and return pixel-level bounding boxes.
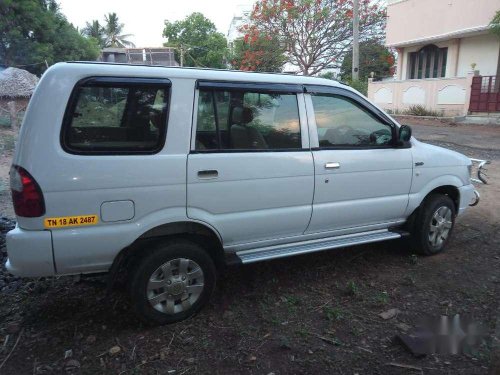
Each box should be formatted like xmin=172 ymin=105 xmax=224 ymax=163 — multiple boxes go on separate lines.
xmin=304 ymin=86 xmax=413 ymax=234
xmin=187 ymin=81 xmax=314 ymax=248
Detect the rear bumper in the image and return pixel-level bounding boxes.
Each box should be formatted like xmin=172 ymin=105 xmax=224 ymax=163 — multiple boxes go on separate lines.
xmin=5 ymin=226 xmax=55 ymax=277
xmin=458 ymin=184 xmax=478 ymax=215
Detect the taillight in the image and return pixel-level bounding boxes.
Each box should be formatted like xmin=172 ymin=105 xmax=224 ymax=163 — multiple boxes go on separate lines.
xmin=10 ymin=165 xmax=45 ymax=217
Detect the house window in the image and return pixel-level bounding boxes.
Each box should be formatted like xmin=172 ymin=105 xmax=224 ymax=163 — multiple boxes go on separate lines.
xmin=408 ymin=45 xmax=447 ymax=79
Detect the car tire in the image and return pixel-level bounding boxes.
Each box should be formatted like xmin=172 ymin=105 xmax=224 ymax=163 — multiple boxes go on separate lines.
xmin=410 ymin=194 xmax=456 ymax=256
xmin=129 ymin=238 xmax=216 ymax=325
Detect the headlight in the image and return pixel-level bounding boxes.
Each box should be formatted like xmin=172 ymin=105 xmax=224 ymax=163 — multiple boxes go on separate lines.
xmin=467 ymin=164 xmax=472 ymax=180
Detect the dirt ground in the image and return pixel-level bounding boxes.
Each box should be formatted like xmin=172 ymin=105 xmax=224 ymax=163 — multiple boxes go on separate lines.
xmin=0 ymin=119 xmax=499 ymax=375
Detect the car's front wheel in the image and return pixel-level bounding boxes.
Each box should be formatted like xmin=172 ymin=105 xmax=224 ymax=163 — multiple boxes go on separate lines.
xmin=411 ymin=194 xmax=456 ymax=255
xmin=129 ymin=238 xmax=216 ymax=325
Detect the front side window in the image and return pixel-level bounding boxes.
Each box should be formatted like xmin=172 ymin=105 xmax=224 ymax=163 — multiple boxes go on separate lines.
xmin=63 ymin=78 xmax=169 ymax=153
xmin=195 ymin=88 xmax=301 ymax=151
xmin=311 ymin=94 xmax=393 ymax=148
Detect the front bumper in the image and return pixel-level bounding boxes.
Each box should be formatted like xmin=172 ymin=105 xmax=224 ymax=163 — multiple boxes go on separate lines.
xmin=458 ymin=184 xmax=478 ymax=215
xmin=6 ymin=225 xmax=55 ymax=277
xmin=469 ymin=190 xmax=480 ymax=206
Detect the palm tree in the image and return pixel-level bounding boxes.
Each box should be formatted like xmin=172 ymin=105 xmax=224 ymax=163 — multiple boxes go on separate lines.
xmin=103 ymin=13 xmax=135 ymax=48
xmin=82 ymin=20 xmax=106 ymax=48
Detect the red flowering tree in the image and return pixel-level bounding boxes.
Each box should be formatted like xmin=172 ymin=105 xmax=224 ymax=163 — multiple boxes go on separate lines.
xmin=244 ymin=0 xmax=386 ymax=75
xmin=230 ymin=25 xmax=286 ymax=72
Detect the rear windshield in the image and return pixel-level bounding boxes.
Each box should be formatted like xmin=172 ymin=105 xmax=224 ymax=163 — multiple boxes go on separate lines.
xmin=62 ymin=77 xmax=170 ymax=154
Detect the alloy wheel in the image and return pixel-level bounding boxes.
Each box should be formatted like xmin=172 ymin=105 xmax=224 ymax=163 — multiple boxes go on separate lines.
xmin=147 ymin=258 xmax=205 ymax=315
xmin=428 ymin=206 xmax=453 ymax=247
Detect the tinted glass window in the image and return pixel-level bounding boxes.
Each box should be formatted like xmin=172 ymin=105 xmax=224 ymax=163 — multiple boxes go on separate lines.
xmin=64 ymin=80 xmax=169 ymax=153
xmin=311 ymin=94 xmax=393 ymax=147
xmin=195 ymin=88 xmax=301 ymax=151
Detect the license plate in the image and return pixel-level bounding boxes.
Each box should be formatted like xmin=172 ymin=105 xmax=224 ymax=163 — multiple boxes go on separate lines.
xmin=44 ymin=215 xmax=99 ymax=228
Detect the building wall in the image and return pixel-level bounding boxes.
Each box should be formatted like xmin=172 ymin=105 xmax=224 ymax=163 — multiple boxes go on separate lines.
xmin=367 ymin=74 xmax=476 ymax=116
xmin=396 ymin=34 xmax=500 ymax=80
xmin=386 ymin=0 xmax=500 ymax=47
xmin=227 ymin=5 xmax=251 ymax=47
xmin=457 ymin=34 xmax=500 ymax=76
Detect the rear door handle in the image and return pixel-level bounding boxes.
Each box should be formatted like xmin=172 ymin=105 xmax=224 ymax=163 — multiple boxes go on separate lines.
xmin=325 ymin=162 xmax=340 ymax=169
xmin=197 ymin=170 xmax=218 ymax=179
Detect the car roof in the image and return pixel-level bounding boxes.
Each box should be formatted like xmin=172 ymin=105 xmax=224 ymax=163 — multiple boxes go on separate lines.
xmin=59 ymin=61 xmax=343 ymax=87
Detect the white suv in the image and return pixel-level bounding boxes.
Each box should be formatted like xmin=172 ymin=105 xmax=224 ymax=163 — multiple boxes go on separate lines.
xmin=6 ymin=62 xmax=479 ymax=324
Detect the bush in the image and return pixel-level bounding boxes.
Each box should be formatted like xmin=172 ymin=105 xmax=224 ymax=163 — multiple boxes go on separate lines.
xmin=403 ymin=105 xmax=441 ymax=117
xmin=346 ymin=79 xmax=368 ymax=96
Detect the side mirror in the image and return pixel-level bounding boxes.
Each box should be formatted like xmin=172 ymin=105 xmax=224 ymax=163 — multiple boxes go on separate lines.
xmin=398 ymin=124 xmax=412 ymax=143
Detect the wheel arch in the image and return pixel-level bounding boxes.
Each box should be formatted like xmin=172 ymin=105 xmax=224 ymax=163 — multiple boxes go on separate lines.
xmin=107 ymin=220 xmax=225 ymax=289
xmin=406 ymin=174 xmax=463 ymax=215
xmin=405 ymin=183 xmax=460 ymax=231
xmin=426 ymin=185 xmax=460 ymax=212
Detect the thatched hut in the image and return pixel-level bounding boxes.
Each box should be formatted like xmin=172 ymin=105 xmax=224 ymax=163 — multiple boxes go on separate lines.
xmin=0 ymin=67 xmax=39 ymax=128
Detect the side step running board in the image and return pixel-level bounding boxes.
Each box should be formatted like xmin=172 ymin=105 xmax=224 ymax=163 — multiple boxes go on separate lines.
xmin=234 ymin=229 xmax=404 ymax=264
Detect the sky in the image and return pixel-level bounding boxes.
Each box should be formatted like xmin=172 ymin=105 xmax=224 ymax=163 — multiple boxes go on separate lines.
xmin=58 ymin=0 xmax=255 ymax=47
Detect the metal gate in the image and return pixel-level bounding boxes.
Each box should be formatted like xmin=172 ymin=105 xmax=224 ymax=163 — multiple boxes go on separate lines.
xmin=469 ymin=75 xmax=500 ymax=113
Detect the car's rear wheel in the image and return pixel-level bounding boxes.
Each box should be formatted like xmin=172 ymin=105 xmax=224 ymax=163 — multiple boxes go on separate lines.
xmin=411 ymin=194 xmax=456 ymax=255
xmin=129 ymin=238 xmax=216 ymax=325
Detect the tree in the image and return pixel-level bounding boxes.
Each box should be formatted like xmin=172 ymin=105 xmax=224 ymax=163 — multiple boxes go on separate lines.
xmin=103 ymin=13 xmax=134 ymax=48
xmin=163 ymin=13 xmax=227 ymax=68
xmin=0 ymin=0 xmax=100 ymax=75
xmin=489 ymin=11 xmax=500 ymax=78
xmin=340 ymin=39 xmax=394 ymax=81
xmin=230 ymin=28 xmax=286 ymax=72
xmin=245 ymin=0 xmax=386 ymax=75
xmin=82 ymin=20 xmax=106 ymax=48
xmin=489 ymin=10 xmax=500 ymax=37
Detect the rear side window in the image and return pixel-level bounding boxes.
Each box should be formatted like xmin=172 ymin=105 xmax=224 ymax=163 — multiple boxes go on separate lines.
xmin=195 ymin=88 xmax=301 ymax=151
xmin=62 ymin=77 xmax=170 ymax=154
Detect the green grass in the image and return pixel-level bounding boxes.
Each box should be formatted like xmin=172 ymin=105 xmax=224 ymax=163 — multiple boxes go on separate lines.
xmin=0 ymin=116 xmax=10 ymax=127
xmin=323 ymin=306 xmax=343 ymax=321
xmin=0 ymin=178 xmax=7 ymax=195
xmin=374 ymin=291 xmax=389 ymax=305
xmin=0 ymin=111 xmax=25 ymax=127
xmin=0 ymin=133 xmax=15 ymax=153
xmin=346 ymin=280 xmax=360 ymax=296
xmin=409 ymin=254 xmax=419 ymax=265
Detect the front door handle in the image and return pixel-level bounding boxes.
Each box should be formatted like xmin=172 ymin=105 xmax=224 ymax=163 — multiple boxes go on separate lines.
xmin=197 ymin=170 xmax=219 ymax=179
xmin=325 ymin=162 xmax=340 ymax=169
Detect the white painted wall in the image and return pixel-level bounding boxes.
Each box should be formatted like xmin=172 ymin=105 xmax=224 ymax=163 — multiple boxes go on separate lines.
xmin=457 ymin=34 xmax=500 ymax=76
xmin=437 ymin=85 xmax=466 ymax=105
xmin=367 ymin=74 xmax=475 ymax=116
xmin=402 ymin=86 xmax=426 ymax=105
xmin=386 ymin=0 xmax=500 ymax=47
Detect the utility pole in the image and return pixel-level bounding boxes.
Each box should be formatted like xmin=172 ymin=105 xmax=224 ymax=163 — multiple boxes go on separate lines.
xmin=352 ymin=0 xmax=359 ymax=81
xmin=180 ymin=44 xmax=184 ymax=67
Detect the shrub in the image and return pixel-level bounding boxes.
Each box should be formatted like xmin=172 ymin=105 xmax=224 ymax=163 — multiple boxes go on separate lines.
xmin=346 ymin=79 xmax=368 ymax=96
xmin=403 ymin=105 xmax=442 ymax=117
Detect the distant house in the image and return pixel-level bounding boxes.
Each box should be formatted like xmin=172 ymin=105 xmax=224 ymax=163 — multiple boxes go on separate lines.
xmin=227 ymin=5 xmax=252 ymax=52
xmin=368 ymin=0 xmax=500 ymax=116
xmin=0 ymin=67 xmax=39 ymax=127
xmin=100 ymin=47 xmax=178 ymax=66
